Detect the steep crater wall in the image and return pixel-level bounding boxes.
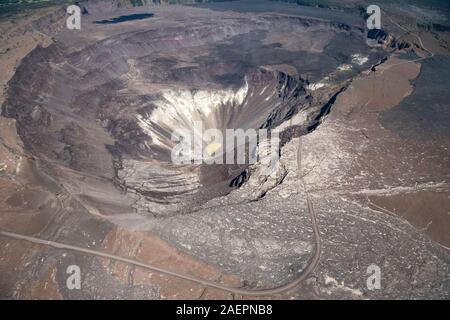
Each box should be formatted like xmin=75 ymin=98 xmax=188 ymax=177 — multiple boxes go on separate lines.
xmin=2 ymin=9 xmax=386 ymax=217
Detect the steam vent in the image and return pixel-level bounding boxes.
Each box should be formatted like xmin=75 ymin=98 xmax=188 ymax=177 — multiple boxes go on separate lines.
xmin=0 ymin=0 xmax=449 ymax=300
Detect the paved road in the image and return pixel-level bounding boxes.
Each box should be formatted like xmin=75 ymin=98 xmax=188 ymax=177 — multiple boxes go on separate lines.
xmin=0 ymin=135 xmax=322 ymax=297
xmin=2 ymin=8 xmax=433 ymax=299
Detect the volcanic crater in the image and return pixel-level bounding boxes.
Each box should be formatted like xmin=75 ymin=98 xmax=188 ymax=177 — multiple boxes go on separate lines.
xmin=1 ymin=1 xmax=449 ymax=300
xmin=3 ymin=4 xmax=390 ymax=228
xmin=2 ymin=5 xmax=387 ymax=220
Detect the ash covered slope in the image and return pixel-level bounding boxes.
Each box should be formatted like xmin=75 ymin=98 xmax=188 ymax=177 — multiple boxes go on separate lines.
xmin=0 ymin=1 xmax=448 ymax=299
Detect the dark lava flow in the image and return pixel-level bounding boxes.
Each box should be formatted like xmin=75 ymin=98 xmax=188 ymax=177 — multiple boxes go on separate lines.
xmin=94 ymin=13 xmax=154 ymax=24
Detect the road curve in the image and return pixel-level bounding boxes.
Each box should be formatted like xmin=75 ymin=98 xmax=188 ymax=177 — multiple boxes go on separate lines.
xmin=382 ymin=9 xmax=434 ymax=68
xmin=0 ymin=6 xmax=440 ymax=299
xmin=0 ymin=137 xmax=321 ymax=297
